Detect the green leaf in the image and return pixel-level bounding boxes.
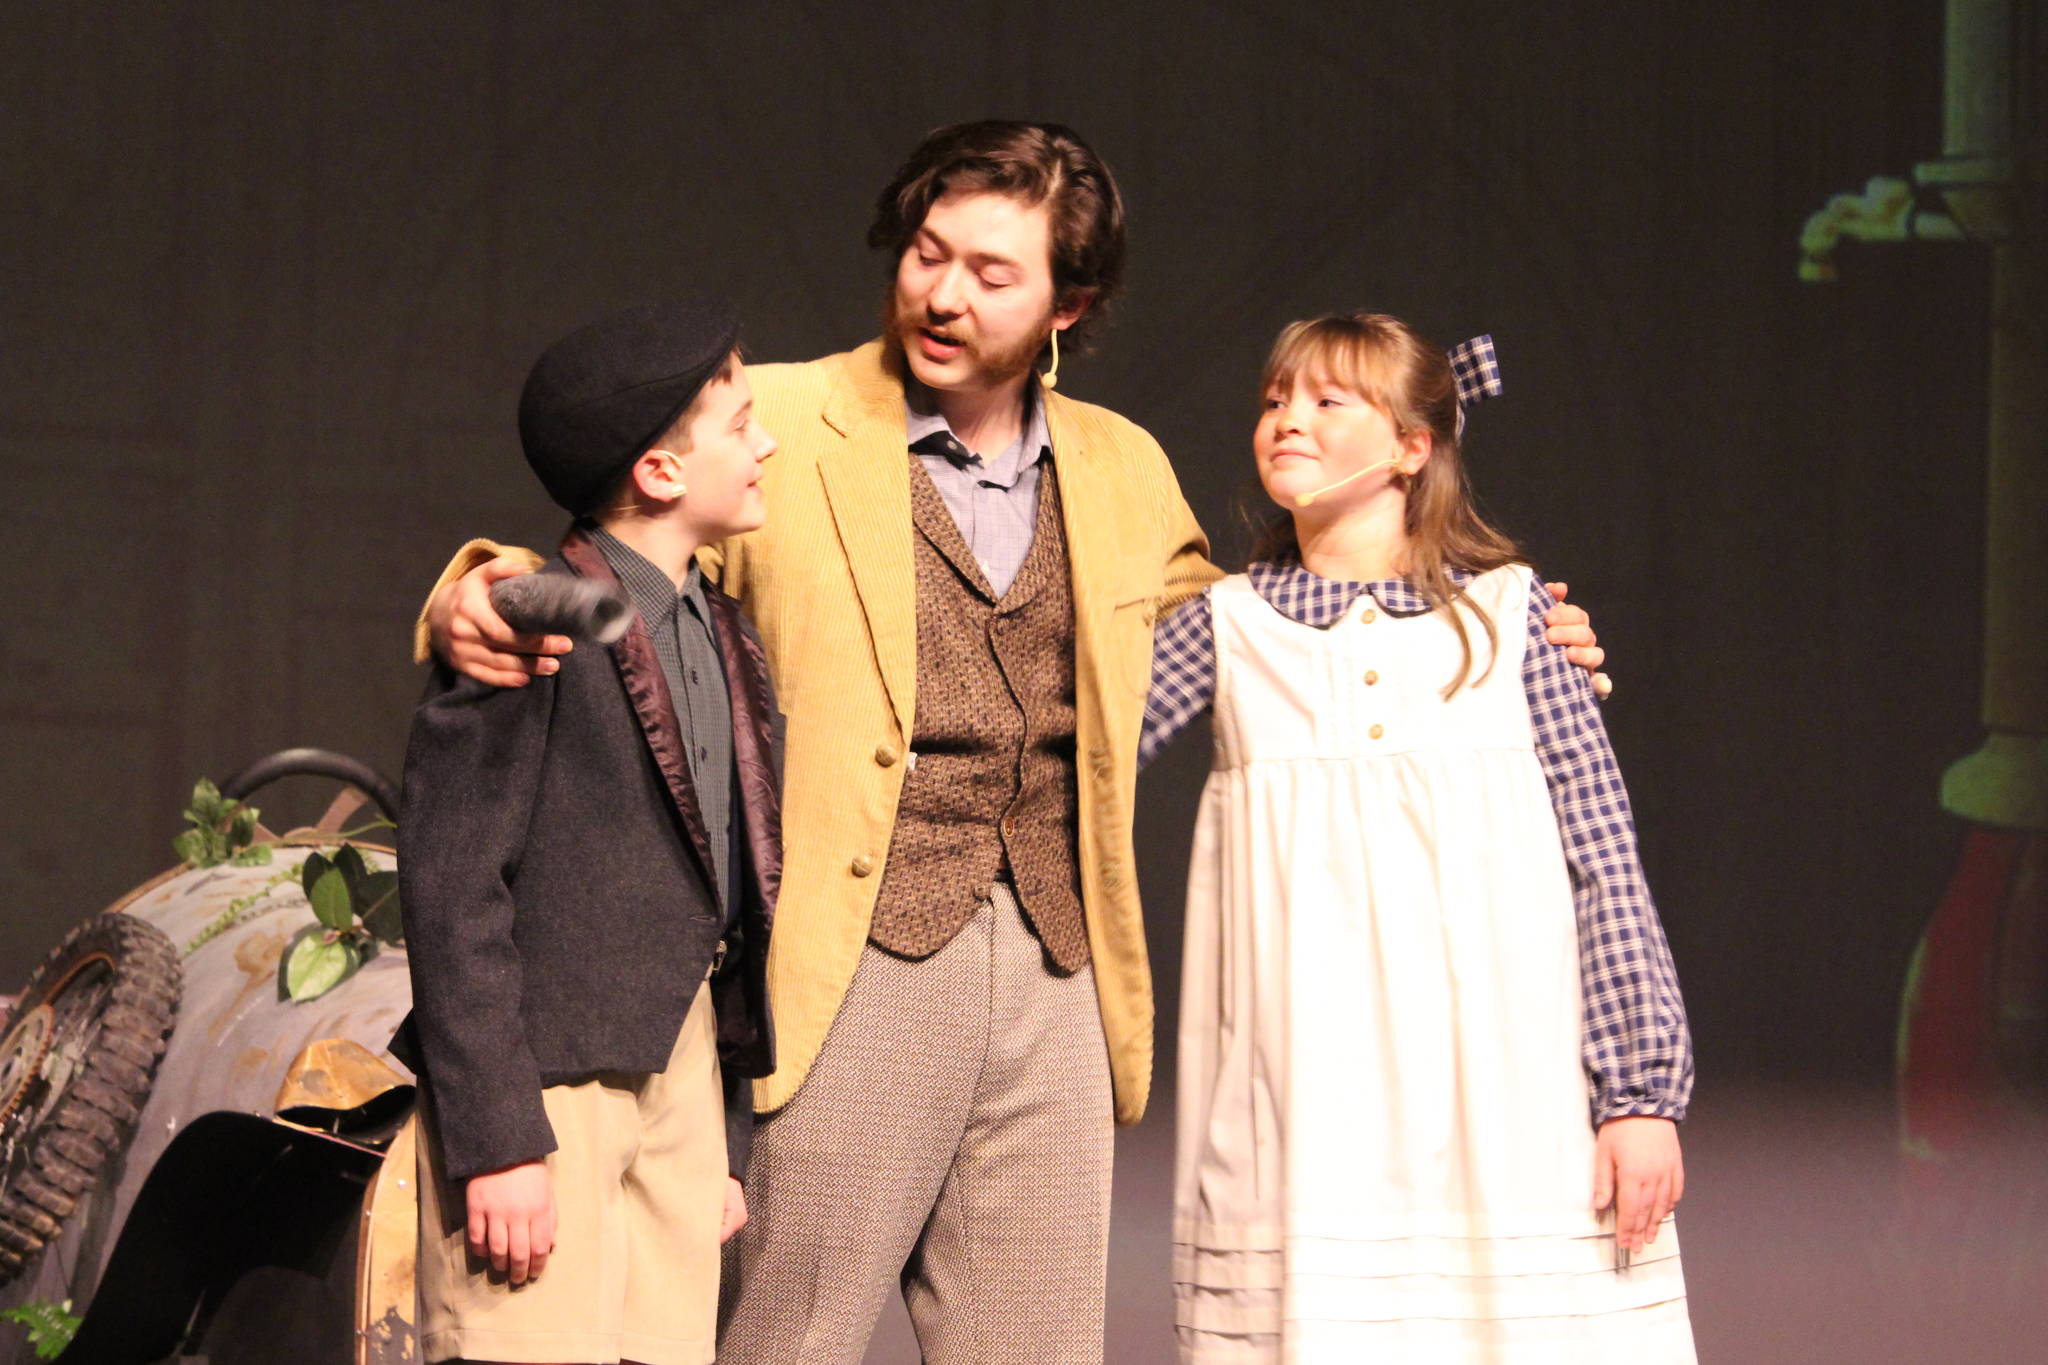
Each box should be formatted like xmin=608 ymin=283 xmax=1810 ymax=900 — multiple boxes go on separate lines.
xmin=306 ymin=866 xmax=354 ymax=932
xmin=0 ymin=1297 xmax=81 ymax=1358
xmin=173 ymin=828 xmax=208 ymax=867
xmin=277 ymin=923 xmax=317 ymax=997
xmin=187 ymin=777 xmax=226 ymax=822
xmin=358 ymin=871 xmax=403 ymax=943
xmin=283 ymin=930 xmax=361 ymax=1001
xmin=231 ymin=843 xmax=274 ymax=866
xmin=333 ymin=844 xmax=371 ymax=901
xmin=174 ymin=776 xmax=264 ymax=868
xmin=299 ymin=852 xmax=332 ymax=900
xmin=188 ymin=827 xmax=228 ymax=867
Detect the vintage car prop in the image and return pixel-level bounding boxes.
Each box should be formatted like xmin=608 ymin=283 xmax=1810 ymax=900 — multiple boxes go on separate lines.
xmin=0 ymin=751 xmax=421 ymax=1365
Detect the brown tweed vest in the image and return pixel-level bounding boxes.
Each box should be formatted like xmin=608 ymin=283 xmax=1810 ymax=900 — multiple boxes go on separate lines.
xmin=867 ymin=454 xmax=1088 ymax=971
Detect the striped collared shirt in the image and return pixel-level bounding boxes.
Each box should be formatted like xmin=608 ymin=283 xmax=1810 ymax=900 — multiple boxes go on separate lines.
xmin=905 ymin=381 xmax=1053 ymax=597
xmin=1142 ymin=559 xmax=1693 ymax=1124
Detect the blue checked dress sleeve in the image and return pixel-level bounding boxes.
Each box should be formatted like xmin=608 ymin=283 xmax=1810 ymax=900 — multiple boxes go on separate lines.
xmin=1523 ymin=580 xmax=1694 ymax=1123
xmin=1139 ymin=591 xmax=1217 ymax=770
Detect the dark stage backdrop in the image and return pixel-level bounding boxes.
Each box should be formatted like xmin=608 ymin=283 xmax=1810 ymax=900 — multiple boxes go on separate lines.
xmin=4 ymin=2 xmax=2025 ymax=1360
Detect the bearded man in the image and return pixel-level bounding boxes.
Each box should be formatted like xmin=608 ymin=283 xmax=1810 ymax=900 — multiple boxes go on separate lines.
xmin=419 ymin=121 xmax=1604 ymax=1364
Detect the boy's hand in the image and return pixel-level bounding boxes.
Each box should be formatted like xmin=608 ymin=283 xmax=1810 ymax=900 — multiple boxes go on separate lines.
xmin=466 ymin=1159 xmax=556 ymax=1284
xmin=1544 ymin=582 xmax=1613 ymax=699
xmin=432 ymin=556 xmax=573 ymax=688
xmin=1594 ymin=1116 xmax=1683 ymax=1253
xmin=720 ymin=1177 xmax=748 ymax=1245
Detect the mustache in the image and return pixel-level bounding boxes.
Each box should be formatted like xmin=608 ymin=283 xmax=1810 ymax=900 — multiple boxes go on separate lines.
xmin=879 ymin=286 xmax=1054 ymax=382
xmin=889 ymin=300 xmax=971 ymax=350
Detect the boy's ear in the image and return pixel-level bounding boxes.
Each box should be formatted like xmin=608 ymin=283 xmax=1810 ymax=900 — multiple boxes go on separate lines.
xmin=630 ymin=449 xmax=687 ymax=501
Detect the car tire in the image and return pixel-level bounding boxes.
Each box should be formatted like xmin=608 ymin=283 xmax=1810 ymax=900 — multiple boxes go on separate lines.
xmin=0 ymin=912 xmax=181 ymax=1285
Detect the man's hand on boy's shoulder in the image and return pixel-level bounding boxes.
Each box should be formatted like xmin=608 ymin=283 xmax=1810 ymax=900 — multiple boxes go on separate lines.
xmin=466 ymin=1158 xmax=556 ymax=1285
xmin=431 ymin=554 xmax=573 ymax=688
xmin=721 ymin=1176 xmax=748 ymax=1245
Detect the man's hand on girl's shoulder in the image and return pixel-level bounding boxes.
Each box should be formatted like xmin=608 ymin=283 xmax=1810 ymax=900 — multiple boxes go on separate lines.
xmin=1543 ymin=581 xmax=1613 ymax=699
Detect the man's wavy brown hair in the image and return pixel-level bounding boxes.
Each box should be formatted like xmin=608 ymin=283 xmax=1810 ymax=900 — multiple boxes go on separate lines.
xmin=867 ymin=120 xmax=1126 ymax=351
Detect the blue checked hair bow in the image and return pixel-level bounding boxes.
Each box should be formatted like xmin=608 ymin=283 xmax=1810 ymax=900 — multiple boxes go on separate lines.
xmin=1447 ymin=334 xmax=1502 ymax=438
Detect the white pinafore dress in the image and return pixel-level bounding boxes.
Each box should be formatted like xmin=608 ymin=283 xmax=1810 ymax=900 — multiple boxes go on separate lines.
xmin=1172 ymin=567 xmax=1693 ymax=1363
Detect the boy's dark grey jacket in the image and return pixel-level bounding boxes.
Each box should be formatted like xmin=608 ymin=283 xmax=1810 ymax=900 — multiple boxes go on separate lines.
xmin=391 ymin=526 xmax=781 ymax=1183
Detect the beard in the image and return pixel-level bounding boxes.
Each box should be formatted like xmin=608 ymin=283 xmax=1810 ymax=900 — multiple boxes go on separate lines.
xmin=882 ymin=287 xmax=1051 ymax=387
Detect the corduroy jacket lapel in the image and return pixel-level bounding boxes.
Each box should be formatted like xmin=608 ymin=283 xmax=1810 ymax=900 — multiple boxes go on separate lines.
xmin=816 ymin=341 xmax=918 ymax=740
xmin=559 ymin=527 xmax=720 ymax=891
xmin=1042 ymin=384 xmax=1123 ymax=672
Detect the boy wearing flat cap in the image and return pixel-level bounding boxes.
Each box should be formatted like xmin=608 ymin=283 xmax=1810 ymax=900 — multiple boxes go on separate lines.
xmin=391 ymin=297 xmax=782 ymax=1365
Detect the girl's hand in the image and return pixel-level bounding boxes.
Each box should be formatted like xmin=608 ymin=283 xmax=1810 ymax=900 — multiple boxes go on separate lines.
xmin=1594 ymin=1116 xmax=1683 ymax=1252
xmin=465 ymin=1158 xmax=556 ymax=1284
xmin=1544 ymin=582 xmax=1613 ymax=699
xmin=430 ymin=555 xmax=573 ymax=687
xmin=720 ymin=1176 xmax=749 ymax=1244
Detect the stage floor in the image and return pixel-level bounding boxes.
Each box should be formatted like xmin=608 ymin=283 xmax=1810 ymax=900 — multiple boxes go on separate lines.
xmin=862 ymin=1078 xmax=2048 ymax=1363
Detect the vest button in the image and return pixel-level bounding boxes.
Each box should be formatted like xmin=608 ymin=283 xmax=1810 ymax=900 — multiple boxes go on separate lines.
xmin=850 ymin=855 xmax=875 ymax=877
xmin=875 ymin=745 xmax=900 ymax=767
xmin=1364 ymin=670 xmax=1380 ymax=685
xmin=1369 ymin=724 xmax=1385 ymax=740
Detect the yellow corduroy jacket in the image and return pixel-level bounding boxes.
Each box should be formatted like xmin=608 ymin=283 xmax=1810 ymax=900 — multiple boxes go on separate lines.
xmin=416 ymin=339 xmax=1220 ymax=1124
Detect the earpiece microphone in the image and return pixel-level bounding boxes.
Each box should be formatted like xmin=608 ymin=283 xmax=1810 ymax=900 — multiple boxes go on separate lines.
xmin=1294 ymin=458 xmax=1402 ymax=508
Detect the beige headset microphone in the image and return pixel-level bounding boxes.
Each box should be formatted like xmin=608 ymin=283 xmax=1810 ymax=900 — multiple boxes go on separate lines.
xmin=1294 ymin=457 xmax=1403 ymax=508
xmin=1291 ymin=330 xmax=1498 ymax=508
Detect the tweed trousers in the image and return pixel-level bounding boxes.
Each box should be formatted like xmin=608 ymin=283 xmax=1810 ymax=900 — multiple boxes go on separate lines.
xmin=718 ymin=883 xmax=1115 ymax=1363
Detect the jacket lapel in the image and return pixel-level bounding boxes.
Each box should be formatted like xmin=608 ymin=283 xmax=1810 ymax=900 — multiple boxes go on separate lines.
xmin=907 ymin=455 xmax=996 ymax=602
xmin=1042 ymin=386 xmax=1121 ymax=670
xmin=817 ymin=341 xmax=918 ymax=739
xmin=559 ymin=529 xmax=720 ymax=889
xmin=703 ymin=587 xmax=782 ymax=923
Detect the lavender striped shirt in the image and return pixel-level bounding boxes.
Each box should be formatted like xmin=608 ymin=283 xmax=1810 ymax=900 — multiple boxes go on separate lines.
xmin=1142 ymin=560 xmax=1693 ymax=1124
xmin=905 ymin=382 xmax=1052 ymax=598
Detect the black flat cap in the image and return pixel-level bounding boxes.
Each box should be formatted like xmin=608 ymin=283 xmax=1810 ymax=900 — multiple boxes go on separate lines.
xmin=518 ymin=297 xmax=742 ymax=515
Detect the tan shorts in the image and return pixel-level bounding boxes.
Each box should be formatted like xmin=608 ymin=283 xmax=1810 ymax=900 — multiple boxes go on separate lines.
xmin=416 ymin=980 xmax=726 ymax=1365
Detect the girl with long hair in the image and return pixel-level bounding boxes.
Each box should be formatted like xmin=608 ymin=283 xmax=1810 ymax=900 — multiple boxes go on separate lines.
xmin=1144 ymin=313 xmax=1695 ymax=1362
